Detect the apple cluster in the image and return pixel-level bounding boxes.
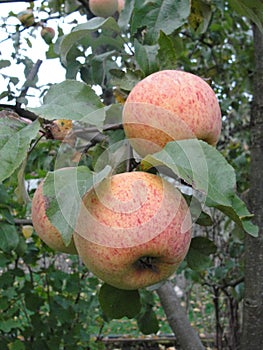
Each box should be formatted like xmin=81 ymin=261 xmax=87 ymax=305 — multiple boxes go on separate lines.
xmin=32 ymin=70 xmax=221 ymax=290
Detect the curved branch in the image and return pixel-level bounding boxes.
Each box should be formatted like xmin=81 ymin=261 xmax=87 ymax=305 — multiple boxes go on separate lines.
xmin=157 ymin=281 xmax=205 ymax=350
xmin=16 ymin=59 xmax=42 ymax=108
xmin=0 ymin=104 xmax=38 ymax=120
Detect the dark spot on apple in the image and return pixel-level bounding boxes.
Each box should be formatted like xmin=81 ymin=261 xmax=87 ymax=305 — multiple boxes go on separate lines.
xmin=134 ymin=256 xmax=159 ymax=273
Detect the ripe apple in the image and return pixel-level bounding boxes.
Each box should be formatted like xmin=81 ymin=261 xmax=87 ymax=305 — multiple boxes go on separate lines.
xmin=32 ymin=180 xmax=77 ymax=254
xmin=73 ymin=171 xmax=192 ymax=290
xmin=122 ymin=70 xmax=222 ymax=157
xmin=89 ymin=0 xmax=118 ymax=18
xmin=41 ymin=26 xmax=55 ymax=44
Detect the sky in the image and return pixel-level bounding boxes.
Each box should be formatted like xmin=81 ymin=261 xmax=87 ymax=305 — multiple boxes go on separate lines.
xmin=0 ymin=0 xmax=86 ymax=107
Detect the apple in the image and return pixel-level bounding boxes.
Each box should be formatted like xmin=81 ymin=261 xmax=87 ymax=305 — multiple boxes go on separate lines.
xmin=73 ymin=171 xmax=192 ymax=290
xmin=41 ymin=26 xmax=55 ymax=44
xmin=122 ymin=70 xmax=222 ymax=157
xmin=89 ymin=0 xmax=118 ymax=18
xmin=18 ymin=9 xmax=35 ymax=27
xmin=32 ymin=180 xmax=77 ymax=254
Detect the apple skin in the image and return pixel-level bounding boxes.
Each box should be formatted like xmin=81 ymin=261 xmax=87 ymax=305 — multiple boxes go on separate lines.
xmin=32 ymin=181 xmax=77 ymax=254
xmin=18 ymin=10 xmax=35 ymax=27
xmin=122 ymin=70 xmax=222 ymax=157
xmin=73 ymin=171 xmax=192 ymax=290
xmin=41 ymin=27 xmax=55 ymax=44
xmin=89 ymin=0 xmax=118 ymax=17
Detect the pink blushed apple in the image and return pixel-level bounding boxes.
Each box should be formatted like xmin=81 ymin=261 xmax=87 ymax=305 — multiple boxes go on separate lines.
xmin=32 ymin=181 xmax=77 ymax=254
xmin=73 ymin=171 xmax=192 ymax=290
xmin=41 ymin=26 xmax=55 ymax=44
xmin=122 ymin=70 xmax=222 ymax=157
xmin=89 ymin=0 xmax=118 ymax=17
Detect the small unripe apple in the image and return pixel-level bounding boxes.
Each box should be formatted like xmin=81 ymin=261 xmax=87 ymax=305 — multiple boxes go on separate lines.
xmin=41 ymin=26 xmax=55 ymax=44
xmin=32 ymin=180 xmax=77 ymax=254
xmin=122 ymin=70 xmax=222 ymax=157
xmin=18 ymin=9 xmax=35 ymax=27
xmin=89 ymin=0 xmax=118 ymax=17
xmin=73 ymin=171 xmax=192 ymax=290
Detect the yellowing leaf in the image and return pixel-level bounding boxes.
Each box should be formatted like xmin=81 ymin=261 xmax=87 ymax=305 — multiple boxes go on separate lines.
xmin=22 ymin=225 xmax=34 ymax=239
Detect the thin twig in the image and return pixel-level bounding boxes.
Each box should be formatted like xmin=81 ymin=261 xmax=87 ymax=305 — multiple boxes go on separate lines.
xmin=73 ymin=123 xmax=123 ymax=140
xmin=16 ymin=59 xmax=42 ymax=108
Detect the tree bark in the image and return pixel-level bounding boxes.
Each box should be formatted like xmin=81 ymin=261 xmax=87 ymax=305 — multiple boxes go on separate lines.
xmin=241 ymin=24 xmax=263 ymax=350
xmin=157 ymin=281 xmax=205 ymax=350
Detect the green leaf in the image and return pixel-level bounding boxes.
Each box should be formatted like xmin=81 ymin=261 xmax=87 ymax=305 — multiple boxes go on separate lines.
xmin=0 ymin=223 xmax=19 ymax=253
xmin=0 ymin=208 xmax=14 ymax=224
xmin=8 ymin=339 xmax=26 ymax=350
xmin=90 ymin=51 xmax=119 ymax=86
xmin=188 ymin=0 xmax=212 ymax=34
xmin=14 ymin=236 xmax=27 ymax=257
xmin=99 ymin=283 xmax=141 ymax=319
xmin=134 ymin=39 xmax=159 ymax=76
xmin=15 ymin=158 xmax=31 ymax=204
xmin=0 ymin=319 xmax=20 ymax=333
xmin=0 ymin=253 xmax=10 ymax=267
xmin=157 ymin=31 xmax=178 ymax=70
xmin=215 ymin=194 xmax=258 ymax=237
xmin=0 ymin=60 xmax=11 ymax=69
xmin=196 ymin=211 xmax=213 ymax=227
xmin=229 ymin=0 xmax=263 ymax=33
xmin=131 ymin=0 xmax=191 ymax=43
xmin=141 ymin=140 xmax=258 ymax=236
xmin=29 ymin=80 xmax=105 ymax=126
xmin=183 ymin=194 xmax=213 ymax=227
xmin=110 ymin=69 xmax=143 ymax=91
xmin=25 ymin=293 xmax=43 ymax=311
xmin=0 ymin=117 xmax=40 ymax=182
xmin=136 ymin=306 xmax=159 ymax=334
xmin=59 ymin=17 xmax=121 ymax=65
xmin=186 ymin=236 xmax=217 ymax=271
xmin=43 ymin=165 xmax=111 ymax=246
xmin=46 ymin=43 xmax=59 ymax=59
xmin=118 ymin=0 xmax=135 ymax=30
xmin=0 ymin=184 xmax=11 ymax=204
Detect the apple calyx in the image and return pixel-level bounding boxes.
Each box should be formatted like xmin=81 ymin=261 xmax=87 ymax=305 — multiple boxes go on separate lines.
xmin=134 ymin=256 xmax=159 ymax=273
